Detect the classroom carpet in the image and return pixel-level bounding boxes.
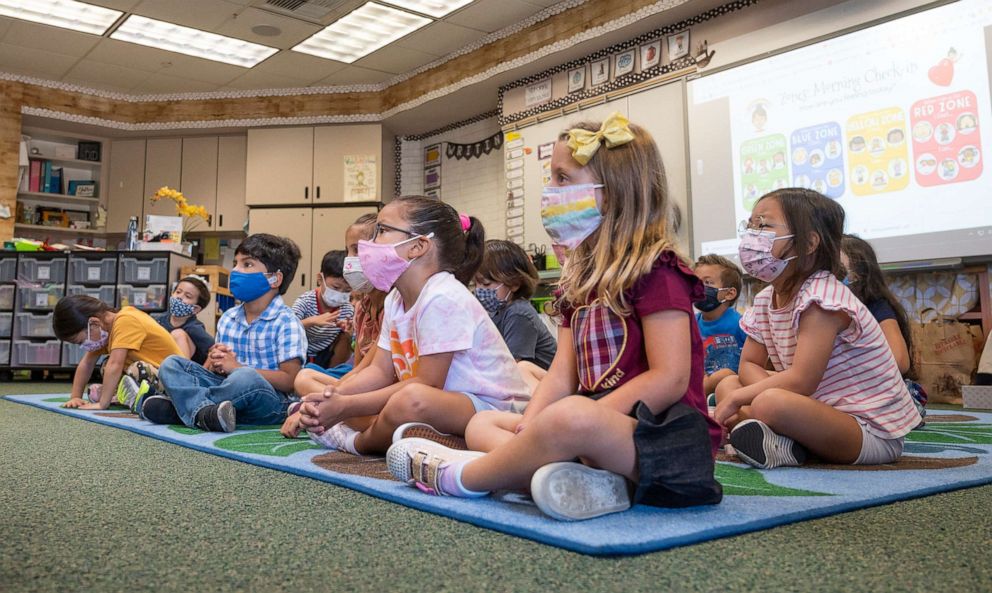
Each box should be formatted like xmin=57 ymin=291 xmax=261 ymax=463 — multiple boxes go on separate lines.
xmin=5 ymin=392 xmax=992 ymax=558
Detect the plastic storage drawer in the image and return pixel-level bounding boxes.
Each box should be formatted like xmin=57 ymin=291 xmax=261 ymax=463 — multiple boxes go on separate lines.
xmin=12 ymin=339 xmax=61 ymax=366
xmin=0 ymin=312 xmax=10 ymax=338
xmin=0 ymin=284 xmax=13 ymax=309
xmin=18 ymin=257 xmax=66 ymax=284
xmin=0 ymin=258 xmax=15 ymax=282
xmin=19 ymin=286 xmax=64 ymax=310
xmin=67 ymin=285 xmax=116 ymax=303
xmin=63 ymin=342 xmax=86 ymax=366
xmin=0 ymin=340 xmax=9 ymax=366
xmin=70 ymin=257 xmax=117 ymax=285
xmin=118 ymin=284 xmax=167 ymax=311
xmin=16 ymin=312 xmax=55 ymax=338
xmin=120 ymin=257 xmax=168 ymax=284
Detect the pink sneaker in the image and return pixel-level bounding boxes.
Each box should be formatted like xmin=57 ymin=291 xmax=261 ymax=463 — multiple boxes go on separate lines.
xmin=86 ymin=384 xmax=102 ymax=404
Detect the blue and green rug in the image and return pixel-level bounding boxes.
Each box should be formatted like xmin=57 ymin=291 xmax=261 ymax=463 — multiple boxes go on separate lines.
xmin=6 ymin=393 xmax=992 ymax=556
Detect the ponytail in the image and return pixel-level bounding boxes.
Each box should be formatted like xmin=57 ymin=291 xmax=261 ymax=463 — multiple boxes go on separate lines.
xmin=393 ymin=195 xmax=487 ymax=286
xmin=453 ymin=216 xmax=485 ymax=285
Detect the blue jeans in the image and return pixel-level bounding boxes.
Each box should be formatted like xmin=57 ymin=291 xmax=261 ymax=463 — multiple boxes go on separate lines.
xmin=158 ymin=355 xmax=290 ymax=428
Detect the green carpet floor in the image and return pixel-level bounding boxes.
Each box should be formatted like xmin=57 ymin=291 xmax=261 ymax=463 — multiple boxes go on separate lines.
xmin=2 ymin=382 xmax=990 ymax=593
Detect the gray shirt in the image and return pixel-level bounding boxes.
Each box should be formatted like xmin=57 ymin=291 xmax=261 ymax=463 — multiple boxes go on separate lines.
xmin=491 ymin=299 xmax=557 ymax=370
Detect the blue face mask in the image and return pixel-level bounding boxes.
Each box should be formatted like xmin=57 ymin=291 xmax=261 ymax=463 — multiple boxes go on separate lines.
xmin=474 ymin=285 xmax=506 ymax=315
xmin=695 ymin=286 xmax=728 ymax=313
xmin=841 ymin=276 xmax=851 ymax=286
xmin=230 ymin=270 xmax=277 ymax=302
xmin=168 ymin=297 xmax=198 ymax=318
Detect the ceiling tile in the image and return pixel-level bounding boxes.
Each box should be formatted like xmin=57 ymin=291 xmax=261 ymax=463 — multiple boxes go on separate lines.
xmin=0 ymin=43 xmax=79 ymax=78
xmin=86 ymin=39 xmax=174 ymax=72
xmin=63 ymin=60 xmax=151 ymax=89
xmin=3 ymin=21 xmax=101 ymax=56
xmin=214 ymin=7 xmax=322 ymax=50
xmin=154 ymin=53 xmax=248 ymax=85
xmin=445 ymin=0 xmax=541 ymax=33
xmin=247 ymin=51 xmax=346 ymax=83
xmin=84 ymin=0 xmax=142 ymax=10
xmin=225 ymin=69 xmax=311 ymax=90
xmin=394 ymin=21 xmax=486 ymax=57
xmin=313 ymin=66 xmax=393 ymax=86
xmin=131 ymin=74 xmax=224 ymax=94
xmin=130 ymin=0 xmax=244 ymax=31
xmin=0 ymin=16 xmax=15 ymax=40
xmin=354 ymin=46 xmax=437 ymax=74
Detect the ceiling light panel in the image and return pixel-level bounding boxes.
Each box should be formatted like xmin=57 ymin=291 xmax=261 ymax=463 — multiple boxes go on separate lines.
xmin=379 ymin=0 xmax=474 ymax=18
xmin=292 ymin=2 xmax=430 ymax=64
xmin=0 ymin=0 xmax=122 ymax=35
xmin=110 ymin=15 xmax=279 ymax=68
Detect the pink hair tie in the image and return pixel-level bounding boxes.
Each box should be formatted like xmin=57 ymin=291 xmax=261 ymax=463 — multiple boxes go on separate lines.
xmin=459 ymin=214 xmax=471 ymax=232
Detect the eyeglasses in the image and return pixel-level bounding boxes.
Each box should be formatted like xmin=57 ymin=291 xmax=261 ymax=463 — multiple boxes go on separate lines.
xmin=737 ymin=215 xmax=788 ymax=235
xmin=372 ymin=222 xmax=417 ymax=240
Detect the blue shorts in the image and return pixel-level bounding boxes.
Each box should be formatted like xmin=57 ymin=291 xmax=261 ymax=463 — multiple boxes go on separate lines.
xmin=304 ymin=362 xmax=352 ymax=379
xmin=462 ymin=392 xmax=499 ymax=414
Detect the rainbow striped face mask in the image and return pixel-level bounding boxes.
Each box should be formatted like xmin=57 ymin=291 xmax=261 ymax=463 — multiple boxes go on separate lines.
xmin=540 ymin=183 xmax=604 ymax=250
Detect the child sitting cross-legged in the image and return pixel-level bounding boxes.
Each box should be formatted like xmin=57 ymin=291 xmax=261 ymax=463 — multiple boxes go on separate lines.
xmin=296 ymin=197 xmax=531 ymax=455
xmin=153 ymin=275 xmax=214 ymax=364
xmin=714 ymin=189 xmax=922 ymax=469
xmin=692 ymin=254 xmax=746 ymax=396
xmin=385 ymin=113 xmax=723 ymax=521
xmin=146 ymin=234 xmax=308 ymax=432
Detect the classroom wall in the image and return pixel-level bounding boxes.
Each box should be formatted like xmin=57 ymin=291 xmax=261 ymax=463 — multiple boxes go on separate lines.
xmin=400 ymin=117 xmax=506 ymax=241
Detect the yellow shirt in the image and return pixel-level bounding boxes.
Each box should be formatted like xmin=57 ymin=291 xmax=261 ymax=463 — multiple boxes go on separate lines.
xmin=99 ymin=307 xmax=184 ymax=367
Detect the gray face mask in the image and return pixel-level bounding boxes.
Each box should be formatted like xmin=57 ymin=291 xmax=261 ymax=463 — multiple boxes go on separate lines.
xmin=342 ymin=256 xmax=371 ymax=292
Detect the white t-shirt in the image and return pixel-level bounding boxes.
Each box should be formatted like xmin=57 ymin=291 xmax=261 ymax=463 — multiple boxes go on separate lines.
xmin=378 ymin=271 xmax=530 ymax=410
xmin=741 ymin=270 xmax=921 ymax=439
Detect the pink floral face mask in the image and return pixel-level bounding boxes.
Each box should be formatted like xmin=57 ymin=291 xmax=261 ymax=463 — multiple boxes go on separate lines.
xmin=357 ymin=233 xmax=434 ymax=292
xmin=738 ymin=229 xmax=796 ymax=282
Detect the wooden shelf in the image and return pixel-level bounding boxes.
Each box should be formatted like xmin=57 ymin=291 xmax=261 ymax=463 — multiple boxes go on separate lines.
xmin=18 ymin=191 xmax=100 ymax=204
xmin=31 ymin=157 xmax=101 ymax=167
xmin=14 ymin=223 xmax=103 ymax=235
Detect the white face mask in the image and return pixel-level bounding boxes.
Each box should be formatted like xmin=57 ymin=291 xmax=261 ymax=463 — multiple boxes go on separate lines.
xmin=342 ymin=256 xmax=372 ymax=292
xmin=321 ymin=286 xmax=351 ymax=308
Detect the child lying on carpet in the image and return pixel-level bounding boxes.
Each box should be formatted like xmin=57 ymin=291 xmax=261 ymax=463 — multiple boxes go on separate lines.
xmin=713 ymin=189 xmax=922 ymax=468
xmin=296 ymin=197 xmax=530 ymax=455
xmin=386 ymin=112 xmax=723 ymax=521
xmin=53 ymin=295 xmax=184 ymax=412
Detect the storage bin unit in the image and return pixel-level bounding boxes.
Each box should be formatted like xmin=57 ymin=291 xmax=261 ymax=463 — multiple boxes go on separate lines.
xmin=118 ymin=284 xmax=167 ymax=311
xmin=67 ymin=285 xmax=116 ymax=303
xmin=69 ymin=256 xmax=117 ymax=285
xmin=12 ymin=339 xmax=61 ymax=366
xmin=0 ymin=312 xmax=11 ymax=338
xmin=0 ymin=340 xmax=10 ymax=366
xmin=18 ymin=286 xmax=64 ymax=310
xmin=120 ymin=257 xmax=168 ymax=284
xmin=15 ymin=312 xmax=54 ymax=338
xmin=18 ymin=257 xmax=66 ymax=284
xmin=0 ymin=284 xmax=14 ymax=310
xmin=62 ymin=342 xmax=85 ymax=367
xmin=0 ymin=257 xmax=15 ymax=282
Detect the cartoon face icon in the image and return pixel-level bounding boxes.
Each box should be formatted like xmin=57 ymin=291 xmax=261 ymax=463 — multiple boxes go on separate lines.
xmin=870 ymin=137 xmax=885 ymax=154
xmin=849 ymin=136 xmax=866 ymax=152
xmin=936 ymin=123 xmax=955 ymax=145
xmin=959 ymin=145 xmax=980 ymax=168
xmin=913 ymin=121 xmax=933 ymax=143
xmin=886 ymin=128 xmax=905 ymax=145
xmin=916 ymin=154 xmax=937 ymax=175
xmin=957 ymin=113 xmax=977 ymax=133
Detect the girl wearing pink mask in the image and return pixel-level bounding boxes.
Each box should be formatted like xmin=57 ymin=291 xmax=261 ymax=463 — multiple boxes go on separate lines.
xmin=297 ymin=197 xmax=531 ymax=455
xmin=713 ymin=188 xmax=921 ymax=469
xmin=384 ymin=113 xmax=722 ymax=521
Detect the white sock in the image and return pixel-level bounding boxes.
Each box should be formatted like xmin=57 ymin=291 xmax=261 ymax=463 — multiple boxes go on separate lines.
xmin=335 ymin=422 xmax=360 ymax=455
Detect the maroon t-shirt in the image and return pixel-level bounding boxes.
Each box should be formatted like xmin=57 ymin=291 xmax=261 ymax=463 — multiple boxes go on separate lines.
xmin=560 ymin=251 xmax=721 ymax=453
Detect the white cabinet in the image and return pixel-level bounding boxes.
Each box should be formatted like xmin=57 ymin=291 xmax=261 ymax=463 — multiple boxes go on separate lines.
xmin=143 ymin=138 xmax=183 ymax=218
xmin=246 ymin=124 xmax=389 ymax=206
xmin=215 ymin=136 xmax=247 ymax=231
xmin=180 ymin=136 xmax=218 ymax=225
xmin=106 ymin=139 xmax=146 ymax=233
xmin=247 ymin=206 xmax=378 ymax=304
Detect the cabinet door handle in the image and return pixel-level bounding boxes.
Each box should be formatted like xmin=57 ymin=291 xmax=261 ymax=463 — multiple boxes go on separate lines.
xmin=316 ymin=186 xmax=321 ymax=199
xmin=219 ymin=214 xmax=224 ymax=227
xmin=305 ymin=187 xmax=309 ymax=200
xmin=301 ymin=273 xmax=306 ymax=287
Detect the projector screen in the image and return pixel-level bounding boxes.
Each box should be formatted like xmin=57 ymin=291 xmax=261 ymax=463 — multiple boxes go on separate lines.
xmin=688 ymin=0 xmax=992 ymax=264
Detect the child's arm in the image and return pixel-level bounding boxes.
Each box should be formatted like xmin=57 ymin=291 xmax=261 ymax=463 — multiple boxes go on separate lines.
xmin=703 ymin=368 xmax=736 ymax=395
xmin=255 ymin=359 xmax=302 ymax=393
xmin=714 ymin=304 xmax=849 ymax=425
xmin=516 ymin=326 xmax=579 ymax=431
xmin=879 ymin=319 xmax=910 ymax=374
xmin=597 ymin=309 xmax=692 ymax=416
xmin=63 ymin=350 xmax=100 ymax=408
xmin=737 ymin=338 xmax=772 ymax=386
xmin=72 ymin=348 xmax=129 ymax=410
xmin=328 ymin=329 xmax=353 ymax=367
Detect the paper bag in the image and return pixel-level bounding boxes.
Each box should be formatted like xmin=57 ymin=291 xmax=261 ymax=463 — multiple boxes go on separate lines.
xmin=911 ymin=317 xmax=981 ymax=404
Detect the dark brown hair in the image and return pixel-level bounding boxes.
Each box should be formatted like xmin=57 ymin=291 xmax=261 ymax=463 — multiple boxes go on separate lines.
xmin=478 ymin=240 xmax=539 ymax=300
xmin=235 ymin=233 xmax=301 ymax=296
xmin=178 ymin=276 xmax=211 ymax=309
xmin=694 ymin=254 xmax=743 ymax=305
xmin=393 ymin=195 xmax=485 ymax=285
xmin=53 ymin=294 xmax=117 ymax=341
xmin=757 ymin=188 xmax=845 ymax=297
xmin=841 ymin=234 xmax=914 ymax=377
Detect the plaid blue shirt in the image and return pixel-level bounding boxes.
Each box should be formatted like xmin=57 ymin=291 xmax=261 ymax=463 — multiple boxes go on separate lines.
xmin=215 ymin=295 xmax=308 ymax=372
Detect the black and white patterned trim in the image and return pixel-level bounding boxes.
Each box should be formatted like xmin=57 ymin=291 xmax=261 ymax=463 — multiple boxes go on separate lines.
xmin=394 ymin=136 xmax=403 ymax=199
xmin=497 ymin=0 xmax=758 ymax=125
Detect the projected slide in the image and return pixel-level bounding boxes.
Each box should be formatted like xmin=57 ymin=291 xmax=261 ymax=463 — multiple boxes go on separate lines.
xmin=689 ymin=0 xmax=992 ymax=261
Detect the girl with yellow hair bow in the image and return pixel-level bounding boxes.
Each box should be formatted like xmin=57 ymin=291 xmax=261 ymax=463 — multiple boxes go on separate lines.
xmin=386 ymin=111 xmax=722 ymax=521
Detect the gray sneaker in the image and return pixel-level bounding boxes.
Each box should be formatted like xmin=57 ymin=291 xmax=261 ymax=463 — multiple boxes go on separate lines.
xmin=195 ymin=401 xmax=236 ymax=432
xmin=530 ymin=462 xmax=631 ymax=521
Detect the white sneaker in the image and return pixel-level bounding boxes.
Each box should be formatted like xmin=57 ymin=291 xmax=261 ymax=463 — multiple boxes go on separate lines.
xmin=729 ymin=419 xmax=806 ymax=469
xmin=530 ymin=462 xmax=631 ymax=521
xmin=391 ymin=422 xmax=467 ymax=450
xmin=309 ymin=422 xmax=354 ymax=451
xmin=386 ymin=437 xmax=483 ymax=491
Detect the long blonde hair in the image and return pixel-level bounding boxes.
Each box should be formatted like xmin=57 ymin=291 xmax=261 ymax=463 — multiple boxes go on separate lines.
xmin=556 ymin=121 xmax=684 ymax=316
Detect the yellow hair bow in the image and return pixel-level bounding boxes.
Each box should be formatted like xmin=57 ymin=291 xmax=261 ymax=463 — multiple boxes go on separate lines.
xmin=566 ymin=111 xmax=635 ymax=165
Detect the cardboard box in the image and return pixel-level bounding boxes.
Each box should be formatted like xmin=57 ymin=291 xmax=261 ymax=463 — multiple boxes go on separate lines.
xmin=962 ymin=385 xmax=992 ymax=410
